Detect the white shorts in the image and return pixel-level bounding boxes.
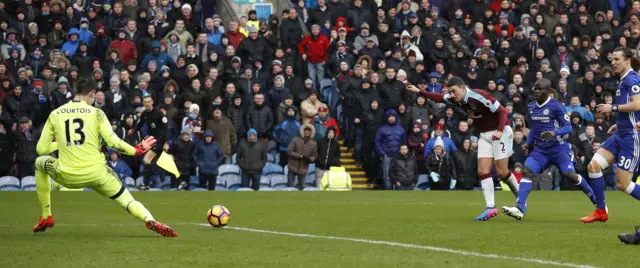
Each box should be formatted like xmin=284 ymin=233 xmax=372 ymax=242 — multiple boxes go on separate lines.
xmin=477 ymin=126 xmax=513 ymax=160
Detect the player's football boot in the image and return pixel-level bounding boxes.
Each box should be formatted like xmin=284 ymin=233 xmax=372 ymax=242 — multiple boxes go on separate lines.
xmin=146 ymin=220 xmax=178 ymax=237
xmin=32 ymin=216 xmax=55 ymax=233
xmin=501 ymin=206 xmax=525 ymax=220
xmin=618 ymin=225 xmax=640 ymax=245
xmin=579 ymin=208 xmax=608 ymax=223
xmin=136 ymin=184 xmax=150 ymax=191
xmin=474 ymin=207 xmax=499 ymax=221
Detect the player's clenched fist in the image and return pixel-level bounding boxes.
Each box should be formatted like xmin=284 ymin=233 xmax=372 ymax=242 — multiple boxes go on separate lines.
xmin=135 ymin=136 xmax=157 ymax=156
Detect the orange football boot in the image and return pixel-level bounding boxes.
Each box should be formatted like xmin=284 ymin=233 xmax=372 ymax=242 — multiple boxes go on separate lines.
xmin=33 ymin=216 xmax=55 ymax=233
xmin=145 ymin=220 xmax=178 ymax=237
xmin=580 ymin=208 xmax=609 ymax=223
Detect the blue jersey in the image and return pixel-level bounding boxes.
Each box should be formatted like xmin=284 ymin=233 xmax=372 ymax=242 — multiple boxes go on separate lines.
xmin=527 ymin=98 xmax=572 ymax=150
xmin=615 ymin=69 xmax=640 ymax=135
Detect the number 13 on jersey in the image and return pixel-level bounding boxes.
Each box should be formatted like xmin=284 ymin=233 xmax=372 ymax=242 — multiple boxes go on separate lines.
xmin=65 ymin=119 xmax=86 ymax=146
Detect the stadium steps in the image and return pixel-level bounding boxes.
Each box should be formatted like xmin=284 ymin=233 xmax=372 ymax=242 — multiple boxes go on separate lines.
xmin=338 ymin=140 xmax=372 ymax=190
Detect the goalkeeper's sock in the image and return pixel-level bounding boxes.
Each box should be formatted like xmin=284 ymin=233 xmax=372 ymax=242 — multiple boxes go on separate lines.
xmin=35 ymin=169 xmax=52 ymax=218
xmin=624 ymin=183 xmax=640 ymax=201
xmin=589 ymin=171 xmax=607 ymax=209
xmin=516 ymin=177 xmax=532 ymax=214
xmin=112 ymin=188 xmax=155 ymax=222
xmin=502 ymin=172 xmax=519 ymax=197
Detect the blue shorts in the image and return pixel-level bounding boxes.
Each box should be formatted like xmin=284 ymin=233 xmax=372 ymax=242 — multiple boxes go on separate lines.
xmin=601 ymin=133 xmax=640 ymax=173
xmin=525 ymin=144 xmax=575 ymax=176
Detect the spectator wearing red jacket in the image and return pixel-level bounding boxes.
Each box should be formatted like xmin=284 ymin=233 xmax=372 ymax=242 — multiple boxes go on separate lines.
xmin=298 ymin=24 xmax=330 ymax=89
xmin=310 ymin=105 xmax=340 ymax=140
xmin=109 ymin=30 xmax=137 ymax=67
xmin=226 ymin=21 xmax=245 ymax=50
xmin=494 ymin=13 xmax=514 ymax=37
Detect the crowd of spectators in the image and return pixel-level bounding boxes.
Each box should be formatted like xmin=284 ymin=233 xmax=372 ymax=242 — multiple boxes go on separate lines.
xmin=0 ymin=0 xmax=636 ymax=190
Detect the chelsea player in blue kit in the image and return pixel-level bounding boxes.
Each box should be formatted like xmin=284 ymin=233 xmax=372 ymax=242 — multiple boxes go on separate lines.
xmin=579 ymin=48 xmax=640 ymax=244
xmin=502 ymin=79 xmax=596 ymax=220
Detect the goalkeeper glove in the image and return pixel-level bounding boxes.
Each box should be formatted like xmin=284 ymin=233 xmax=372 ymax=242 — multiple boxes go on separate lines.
xmin=134 ymin=136 xmax=157 ymax=156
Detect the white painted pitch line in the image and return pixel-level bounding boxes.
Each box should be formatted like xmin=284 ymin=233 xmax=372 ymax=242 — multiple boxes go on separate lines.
xmin=212 ymin=224 xmax=598 ymax=268
xmin=0 ymin=222 xmax=598 ymax=267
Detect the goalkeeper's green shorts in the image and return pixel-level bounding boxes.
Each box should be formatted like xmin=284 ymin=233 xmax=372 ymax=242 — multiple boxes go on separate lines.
xmin=36 ymin=156 xmax=125 ymax=198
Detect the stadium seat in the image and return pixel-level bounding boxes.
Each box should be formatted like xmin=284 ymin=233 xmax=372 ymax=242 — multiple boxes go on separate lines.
xmin=123 ymin=177 xmax=136 ymax=189
xmin=268 ymin=140 xmax=277 ymax=152
xmin=148 ymin=188 xmax=163 ymax=191
xmin=236 ymin=187 xmax=254 ymax=191
xmin=216 ymin=179 xmax=227 ymax=190
xmin=267 ymin=154 xmax=275 ymax=163
xmin=218 ymin=164 xmax=240 ymax=177
xmin=303 ymin=187 xmax=321 ymax=191
xmin=221 ymin=174 xmax=242 ymax=190
xmin=260 ymin=176 xmax=271 ymax=188
xmin=414 ymin=175 xmax=430 ymax=190
xmin=232 ymin=153 xmax=237 ymax=164
xmin=305 ymin=174 xmax=316 ymax=187
xmin=135 ymin=176 xmax=144 ymax=186
xmin=307 ymin=164 xmax=316 ymax=176
xmin=284 ymin=165 xmax=289 ymax=176
xmin=21 ymin=176 xmax=37 ymax=191
xmin=260 ymin=187 xmax=277 ymax=191
xmin=189 ymin=176 xmax=200 ymax=188
xmin=191 ymin=187 xmax=208 ymax=191
xmin=160 ymin=177 xmax=171 ymax=190
xmin=0 ymin=176 xmax=20 ymax=191
xmin=279 ymin=187 xmax=299 ymax=191
xmin=262 ymin=163 xmax=284 ymax=176
xmin=270 ymin=175 xmax=288 ymax=189
xmin=274 ymin=153 xmax=280 ymax=164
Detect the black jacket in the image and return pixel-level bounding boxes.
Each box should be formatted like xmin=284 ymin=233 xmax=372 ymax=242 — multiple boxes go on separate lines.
xmin=279 ymin=18 xmax=303 ymax=50
xmin=170 ymin=138 xmax=195 ymax=174
xmin=237 ymin=139 xmax=268 ymax=173
xmin=453 ymin=148 xmax=477 ymax=190
xmin=390 ymin=154 xmax=419 ymax=186
xmin=378 ymin=78 xmax=405 ymax=110
xmin=14 ymin=127 xmax=39 ymax=163
xmin=246 ymin=103 xmax=274 ymax=138
xmin=425 ymin=151 xmax=456 ymax=190
xmin=315 ymin=134 xmax=340 ymax=170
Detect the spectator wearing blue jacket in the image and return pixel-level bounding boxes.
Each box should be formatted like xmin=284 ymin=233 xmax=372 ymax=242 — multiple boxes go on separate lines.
xmin=273 ymin=106 xmax=301 ymax=167
xmin=107 ymin=151 xmax=133 ymax=181
xmin=565 ymin=95 xmax=594 ymax=123
xmin=61 ymin=28 xmax=80 ymax=58
xmin=424 ymin=123 xmax=457 ymax=157
xmin=427 ymin=72 xmax=442 ymax=93
xmin=375 ymin=109 xmax=407 ymax=189
xmin=78 ymin=18 xmax=94 ymax=44
xmin=141 ymin=40 xmax=174 ymax=72
xmin=193 ymin=130 xmax=225 ymax=190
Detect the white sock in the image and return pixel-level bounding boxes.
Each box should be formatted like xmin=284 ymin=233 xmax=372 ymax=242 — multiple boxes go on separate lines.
xmin=625 ymin=183 xmax=635 ymax=195
xmin=481 ymin=178 xmax=495 ymax=208
xmin=505 ymin=173 xmax=519 ymax=197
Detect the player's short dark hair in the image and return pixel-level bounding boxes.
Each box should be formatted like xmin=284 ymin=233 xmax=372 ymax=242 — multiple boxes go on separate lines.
xmin=142 ymin=95 xmax=154 ymax=101
xmin=534 ymin=78 xmax=552 ymax=90
xmin=585 ymin=123 xmax=595 ymax=128
xmin=75 ymin=77 xmax=97 ymax=95
xmin=446 ymin=76 xmax=466 ymax=87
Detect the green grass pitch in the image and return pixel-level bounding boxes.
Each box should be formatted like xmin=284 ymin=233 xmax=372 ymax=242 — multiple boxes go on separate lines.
xmin=1 ymin=191 xmax=639 ymax=268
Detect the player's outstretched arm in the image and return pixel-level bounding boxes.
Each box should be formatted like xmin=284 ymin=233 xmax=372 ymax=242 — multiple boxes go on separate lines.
xmin=406 ymin=85 xmax=448 ymax=102
xmin=36 ymin=116 xmax=58 ymax=155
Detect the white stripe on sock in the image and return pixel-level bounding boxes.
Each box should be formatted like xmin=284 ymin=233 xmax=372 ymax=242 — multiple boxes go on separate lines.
xmin=588 ymin=172 xmax=603 ymax=179
xmin=625 ymin=183 xmax=636 ymax=195
xmin=521 ymin=179 xmax=532 ymax=183
xmin=574 ymin=175 xmax=583 ymax=185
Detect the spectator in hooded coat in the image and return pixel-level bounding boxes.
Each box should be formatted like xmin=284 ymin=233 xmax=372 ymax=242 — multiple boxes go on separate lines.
xmin=426 ymin=137 xmax=456 ymax=190
xmin=452 ymin=138 xmax=478 ymax=190
xmin=287 ymin=123 xmax=318 ymax=190
xmin=205 ymin=105 xmax=237 ymax=158
xmin=237 ymin=128 xmax=268 ymax=190
xmin=193 ymin=130 xmax=225 ymax=190
xmin=273 ymin=106 xmax=301 ymax=167
xmin=375 ymin=109 xmax=407 ymax=190
xmin=315 ymin=126 xmax=340 ymax=186
xmin=171 ymin=130 xmax=195 ymax=190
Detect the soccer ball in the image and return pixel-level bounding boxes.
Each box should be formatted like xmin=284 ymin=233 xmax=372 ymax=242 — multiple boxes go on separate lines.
xmin=207 ymin=205 xmax=231 ymax=228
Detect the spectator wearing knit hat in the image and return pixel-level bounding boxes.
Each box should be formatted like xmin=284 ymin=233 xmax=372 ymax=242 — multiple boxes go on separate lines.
xmin=423 ymin=123 xmax=457 ymax=158
xmin=310 ymin=104 xmax=340 ymax=140
xmin=182 ymin=103 xmax=204 ymax=141
xmin=193 ymin=130 xmax=226 ymax=190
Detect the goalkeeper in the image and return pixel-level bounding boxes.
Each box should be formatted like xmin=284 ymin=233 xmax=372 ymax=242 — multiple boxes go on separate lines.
xmin=32 ymin=78 xmax=178 ymax=237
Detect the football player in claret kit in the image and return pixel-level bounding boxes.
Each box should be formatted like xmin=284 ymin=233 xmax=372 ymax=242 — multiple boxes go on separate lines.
xmin=32 ymin=78 xmax=178 ymax=237
xmin=135 ymin=94 xmax=170 ymax=190
xmin=501 ymin=78 xmax=596 ymax=220
xmin=407 ymin=77 xmax=519 ymax=221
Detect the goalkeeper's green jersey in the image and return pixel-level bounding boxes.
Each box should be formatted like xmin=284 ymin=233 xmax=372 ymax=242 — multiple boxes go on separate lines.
xmin=37 ymin=100 xmax=136 ymax=182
